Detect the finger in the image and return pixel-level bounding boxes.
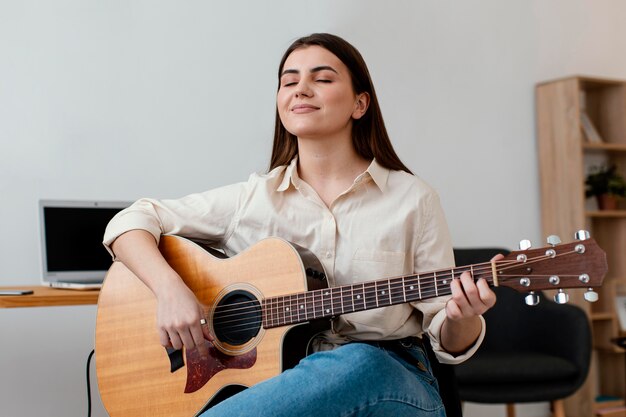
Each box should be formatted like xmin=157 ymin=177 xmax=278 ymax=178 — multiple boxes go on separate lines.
xmin=459 ymin=272 xmax=485 ymax=310
xmin=490 ymin=253 xmax=505 ymax=262
xmin=445 ymin=298 xmax=464 ymax=321
xmin=450 ymin=276 xmax=473 ymax=317
xmin=476 ymin=278 xmax=497 ymax=308
xmin=191 ymin=324 xmax=208 ymax=358
xmin=159 ymin=329 xmax=172 ymax=348
xmin=201 ymin=319 xmax=214 ymax=342
xmin=178 ymin=327 xmax=197 ymax=351
xmin=168 ymin=331 xmax=184 ymax=351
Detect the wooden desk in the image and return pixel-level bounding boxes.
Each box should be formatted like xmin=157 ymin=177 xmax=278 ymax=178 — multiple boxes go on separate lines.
xmin=0 ymin=286 xmax=99 ymax=308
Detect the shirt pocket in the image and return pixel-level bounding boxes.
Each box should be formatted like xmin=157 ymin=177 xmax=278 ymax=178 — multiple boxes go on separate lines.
xmin=351 ymin=248 xmax=406 ymax=281
xmin=344 ymin=249 xmax=408 ymax=330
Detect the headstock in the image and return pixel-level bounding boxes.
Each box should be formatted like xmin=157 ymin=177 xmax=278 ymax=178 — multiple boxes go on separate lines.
xmin=495 ymin=230 xmax=607 ymax=306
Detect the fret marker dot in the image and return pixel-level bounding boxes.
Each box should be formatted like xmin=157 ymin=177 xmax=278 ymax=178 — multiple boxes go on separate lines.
xmin=443 ymin=280 xmax=448 ymax=285
xmin=285 ymin=307 xmax=290 ymax=311
xmin=300 ymin=305 xmax=304 ymax=309
xmin=325 ymin=309 xmax=330 ymax=313
xmin=324 ymin=292 xmax=329 ymax=296
xmin=410 ymin=285 xmax=415 ymax=290
xmin=356 ymin=295 xmax=361 ymax=299
xmin=381 ymin=290 xmax=386 ymax=295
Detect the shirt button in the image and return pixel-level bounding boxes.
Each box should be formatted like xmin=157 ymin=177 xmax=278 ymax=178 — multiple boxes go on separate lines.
xmin=325 ymin=251 xmax=332 ymax=258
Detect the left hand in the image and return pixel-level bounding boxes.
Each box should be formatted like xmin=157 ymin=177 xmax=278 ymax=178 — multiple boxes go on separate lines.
xmin=445 ymin=254 xmax=501 ymax=322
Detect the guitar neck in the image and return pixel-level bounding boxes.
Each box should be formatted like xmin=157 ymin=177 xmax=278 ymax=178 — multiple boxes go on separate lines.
xmin=262 ymin=262 xmax=495 ymax=329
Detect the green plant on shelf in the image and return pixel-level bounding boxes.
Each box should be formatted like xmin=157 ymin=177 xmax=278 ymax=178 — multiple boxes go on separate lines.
xmin=585 ymin=165 xmax=626 ymax=210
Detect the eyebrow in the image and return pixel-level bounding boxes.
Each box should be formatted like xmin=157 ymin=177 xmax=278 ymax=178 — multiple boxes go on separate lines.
xmin=280 ymin=65 xmax=339 ymax=77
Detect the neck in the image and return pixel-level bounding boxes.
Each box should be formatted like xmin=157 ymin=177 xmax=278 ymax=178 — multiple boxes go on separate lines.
xmin=296 ymin=134 xmax=369 ymax=187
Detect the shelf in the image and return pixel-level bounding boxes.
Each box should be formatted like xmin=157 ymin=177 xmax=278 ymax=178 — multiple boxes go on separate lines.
xmin=584 ymin=143 xmax=626 ymax=152
xmin=587 ymin=210 xmax=626 ymax=218
xmin=593 ymin=312 xmax=616 ymax=321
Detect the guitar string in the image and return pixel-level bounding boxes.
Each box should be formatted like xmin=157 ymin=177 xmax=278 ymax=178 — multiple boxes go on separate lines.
xmin=211 ymin=259 xmax=514 ymax=315
xmin=211 ymin=254 xmax=559 ymax=326
xmin=211 ymin=250 xmax=583 ymax=329
xmin=218 ymin=268 xmax=587 ymax=334
xmin=210 ymin=260 xmax=513 ymax=323
xmin=210 ymin=255 xmax=536 ymax=321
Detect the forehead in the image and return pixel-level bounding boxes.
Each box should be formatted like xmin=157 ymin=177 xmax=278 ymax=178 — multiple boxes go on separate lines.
xmin=282 ymin=45 xmax=347 ymax=72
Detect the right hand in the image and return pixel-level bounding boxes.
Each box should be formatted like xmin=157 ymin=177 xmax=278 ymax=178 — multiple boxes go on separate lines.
xmin=155 ymin=278 xmax=213 ymax=357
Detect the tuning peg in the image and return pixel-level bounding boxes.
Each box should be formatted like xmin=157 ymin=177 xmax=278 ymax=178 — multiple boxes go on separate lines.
xmin=584 ymin=289 xmax=599 ymax=303
xmin=525 ymin=291 xmax=540 ymax=306
xmin=554 ymin=289 xmax=569 ymax=304
xmin=519 ymin=239 xmax=532 ymax=250
xmin=547 ymin=235 xmax=561 ymax=246
xmin=575 ymin=230 xmax=591 ymax=241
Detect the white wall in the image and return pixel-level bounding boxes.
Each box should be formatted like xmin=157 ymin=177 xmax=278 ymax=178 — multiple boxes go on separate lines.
xmin=1 ymin=1 xmax=626 ymax=416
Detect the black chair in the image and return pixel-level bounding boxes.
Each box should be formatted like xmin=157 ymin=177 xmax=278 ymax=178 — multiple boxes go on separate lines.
xmin=452 ymin=248 xmax=592 ymax=417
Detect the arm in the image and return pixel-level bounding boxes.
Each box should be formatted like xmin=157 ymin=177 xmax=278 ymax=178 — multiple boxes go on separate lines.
xmin=110 ymin=229 xmax=212 ymax=356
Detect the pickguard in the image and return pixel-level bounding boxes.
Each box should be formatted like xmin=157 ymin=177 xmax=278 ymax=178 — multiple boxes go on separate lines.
xmin=184 ymin=340 xmax=257 ymax=393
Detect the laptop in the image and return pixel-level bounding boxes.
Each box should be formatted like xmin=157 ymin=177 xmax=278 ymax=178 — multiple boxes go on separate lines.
xmin=39 ymin=199 xmax=131 ymax=290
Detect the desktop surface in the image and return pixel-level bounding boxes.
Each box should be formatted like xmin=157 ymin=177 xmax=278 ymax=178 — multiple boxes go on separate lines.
xmin=0 ymin=285 xmax=99 ymax=308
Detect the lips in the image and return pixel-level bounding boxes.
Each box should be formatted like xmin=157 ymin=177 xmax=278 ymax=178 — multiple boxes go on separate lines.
xmin=291 ymin=104 xmax=320 ymax=113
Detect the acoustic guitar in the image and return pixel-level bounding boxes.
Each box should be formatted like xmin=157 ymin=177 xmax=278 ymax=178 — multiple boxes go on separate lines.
xmin=95 ymin=232 xmax=607 ymax=417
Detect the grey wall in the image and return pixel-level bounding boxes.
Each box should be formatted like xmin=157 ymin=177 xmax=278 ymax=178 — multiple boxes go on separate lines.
xmin=1 ymin=1 xmax=626 ymax=416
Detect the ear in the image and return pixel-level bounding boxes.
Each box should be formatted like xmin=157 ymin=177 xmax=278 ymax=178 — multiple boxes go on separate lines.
xmin=352 ymin=92 xmax=370 ymax=120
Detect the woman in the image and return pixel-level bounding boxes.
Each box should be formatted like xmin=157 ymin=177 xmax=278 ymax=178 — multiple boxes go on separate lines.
xmin=104 ymin=33 xmax=496 ymax=416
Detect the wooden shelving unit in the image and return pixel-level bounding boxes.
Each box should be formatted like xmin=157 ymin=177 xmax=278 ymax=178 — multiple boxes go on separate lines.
xmin=537 ymin=76 xmax=626 ymax=417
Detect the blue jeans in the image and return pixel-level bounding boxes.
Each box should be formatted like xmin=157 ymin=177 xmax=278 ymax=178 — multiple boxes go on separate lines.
xmin=199 ymin=339 xmax=446 ymax=417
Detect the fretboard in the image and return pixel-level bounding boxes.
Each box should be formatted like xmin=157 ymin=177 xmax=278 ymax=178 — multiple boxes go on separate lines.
xmin=262 ymin=264 xmax=494 ymax=329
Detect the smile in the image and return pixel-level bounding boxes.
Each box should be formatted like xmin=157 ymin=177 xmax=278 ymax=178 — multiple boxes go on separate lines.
xmin=291 ymin=104 xmax=320 ymax=113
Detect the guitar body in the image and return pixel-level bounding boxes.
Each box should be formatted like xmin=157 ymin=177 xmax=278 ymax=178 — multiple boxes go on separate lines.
xmin=95 ymin=236 xmax=329 ymax=417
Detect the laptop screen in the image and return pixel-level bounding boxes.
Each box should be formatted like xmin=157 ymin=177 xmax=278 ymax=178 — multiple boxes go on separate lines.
xmin=39 ymin=200 xmax=131 ymax=283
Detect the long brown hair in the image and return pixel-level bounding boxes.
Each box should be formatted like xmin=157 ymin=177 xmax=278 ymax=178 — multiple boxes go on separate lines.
xmin=269 ymin=33 xmax=413 ymax=175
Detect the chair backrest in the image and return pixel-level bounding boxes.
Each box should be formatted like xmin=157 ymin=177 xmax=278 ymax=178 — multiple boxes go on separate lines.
xmin=452 ymin=247 xmax=592 ymax=404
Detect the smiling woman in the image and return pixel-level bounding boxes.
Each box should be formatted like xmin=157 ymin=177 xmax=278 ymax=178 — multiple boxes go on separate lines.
xmin=102 ymin=32 xmax=496 ymax=417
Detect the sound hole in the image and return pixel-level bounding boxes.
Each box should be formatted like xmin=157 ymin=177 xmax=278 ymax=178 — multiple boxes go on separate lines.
xmin=214 ymin=290 xmax=261 ymax=346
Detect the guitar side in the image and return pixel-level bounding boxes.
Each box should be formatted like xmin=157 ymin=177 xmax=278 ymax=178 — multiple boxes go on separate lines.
xmin=95 ymin=236 xmax=323 ymax=417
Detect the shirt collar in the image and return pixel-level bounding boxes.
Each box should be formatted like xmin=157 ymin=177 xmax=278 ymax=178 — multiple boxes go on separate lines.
xmin=276 ymin=157 xmax=300 ymax=192
xmin=276 ymin=157 xmax=391 ymax=193
xmin=365 ymin=158 xmax=390 ymax=193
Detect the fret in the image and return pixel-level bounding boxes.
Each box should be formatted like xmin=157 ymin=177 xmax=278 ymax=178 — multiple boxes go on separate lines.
xmin=342 ymin=285 xmax=355 ymax=314
xmin=402 ymin=276 xmax=407 ymax=303
xmin=321 ymin=288 xmax=332 ymax=317
xmin=276 ymin=296 xmax=283 ymax=326
xmin=417 ymin=274 xmax=422 ymax=299
xmin=375 ymin=280 xmax=391 ymax=307
xmin=261 ymin=299 xmax=265 ymax=328
xmin=352 ymin=283 xmax=365 ymax=312
xmin=286 ymin=295 xmax=292 ymax=324
xmin=314 ymin=289 xmax=323 ymax=318
xmin=289 ymin=294 xmax=297 ymax=324
xmin=263 ymin=298 xmax=270 ymax=328
xmin=298 ymin=294 xmax=309 ymax=322
xmin=306 ymin=291 xmax=315 ymax=319
xmin=339 ymin=287 xmax=345 ymax=314
xmin=364 ymin=282 xmax=377 ymax=310
xmin=434 ymin=271 xmax=438 ymax=297
xmin=389 ymin=277 xmax=404 ymax=305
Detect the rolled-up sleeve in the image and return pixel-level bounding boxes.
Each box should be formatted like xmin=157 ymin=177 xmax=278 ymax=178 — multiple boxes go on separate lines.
xmin=102 ymin=181 xmax=248 ymax=259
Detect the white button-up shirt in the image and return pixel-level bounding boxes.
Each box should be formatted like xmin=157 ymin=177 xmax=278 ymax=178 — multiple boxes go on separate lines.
xmin=103 ymin=158 xmax=485 ymax=364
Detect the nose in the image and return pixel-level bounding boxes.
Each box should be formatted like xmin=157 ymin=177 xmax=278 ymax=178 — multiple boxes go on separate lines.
xmin=295 ymin=80 xmax=313 ymax=98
